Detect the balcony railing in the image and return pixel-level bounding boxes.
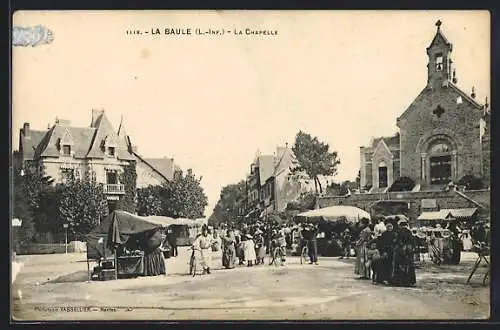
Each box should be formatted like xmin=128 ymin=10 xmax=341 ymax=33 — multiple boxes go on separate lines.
xmin=103 ymin=183 xmax=125 ymax=194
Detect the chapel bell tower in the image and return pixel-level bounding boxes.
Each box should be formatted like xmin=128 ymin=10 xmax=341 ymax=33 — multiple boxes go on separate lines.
xmin=426 ymin=20 xmax=455 ymax=89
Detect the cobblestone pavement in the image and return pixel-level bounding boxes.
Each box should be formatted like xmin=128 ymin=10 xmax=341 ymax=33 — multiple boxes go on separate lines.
xmin=11 ymin=249 xmax=489 ymax=320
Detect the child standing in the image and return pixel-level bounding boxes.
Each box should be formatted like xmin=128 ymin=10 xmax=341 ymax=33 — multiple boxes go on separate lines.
xmin=366 ymin=240 xmax=381 ymax=284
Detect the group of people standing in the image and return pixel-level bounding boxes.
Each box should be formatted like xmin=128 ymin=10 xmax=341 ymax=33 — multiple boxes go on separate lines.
xmin=353 ymin=216 xmax=417 ymax=287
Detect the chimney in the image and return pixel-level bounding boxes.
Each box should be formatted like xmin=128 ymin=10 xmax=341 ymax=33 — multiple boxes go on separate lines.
xmin=22 ymin=122 xmax=30 ymax=137
xmin=91 ymin=108 xmax=105 ymax=127
xmin=55 ymin=118 xmax=71 ymax=126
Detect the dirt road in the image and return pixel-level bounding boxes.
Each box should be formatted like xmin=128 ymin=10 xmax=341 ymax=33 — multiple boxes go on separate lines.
xmin=11 ymin=250 xmax=489 ymax=320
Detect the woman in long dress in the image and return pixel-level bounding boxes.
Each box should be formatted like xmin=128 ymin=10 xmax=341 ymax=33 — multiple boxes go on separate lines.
xmin=376 ymin=222 xmax=397 ymax=284
xmin=392 ymin=220 xmax=417 ymax=287
xmin=142 ymin=228 xmax=167 ymax=276
xmin=222 ymin=228 xmax=236 ymax=269
xmin=354 ymin=218 xmax=372 ymax=279
xmin=211 ymin=230 xmax=223 ymax=268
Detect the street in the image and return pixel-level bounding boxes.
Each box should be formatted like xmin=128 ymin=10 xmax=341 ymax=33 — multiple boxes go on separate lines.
xmin=12 ymin=248 xmax=489 ymax=320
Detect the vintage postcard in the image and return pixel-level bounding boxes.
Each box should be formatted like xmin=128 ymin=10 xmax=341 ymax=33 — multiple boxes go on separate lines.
xmin=11 ymin=10 xmax=490 ymax=321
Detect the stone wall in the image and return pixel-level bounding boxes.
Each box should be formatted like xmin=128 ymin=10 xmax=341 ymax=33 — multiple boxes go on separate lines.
xmin=318 ymin=189 xmax=490 ymax=222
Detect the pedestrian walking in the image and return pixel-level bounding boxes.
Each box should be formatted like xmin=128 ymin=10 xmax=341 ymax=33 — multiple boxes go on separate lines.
xmin=192 ymin=224 xmax=215 ymax=274
xmin=243 ymin=234 xmax=256 ymax=267
xmin=339 ymin=227 xmax=352 ymax=259
xmin=254 ymin=229 xmax=266 ymax=265
xmin=222 ymin=228 xmax=237 ymax=269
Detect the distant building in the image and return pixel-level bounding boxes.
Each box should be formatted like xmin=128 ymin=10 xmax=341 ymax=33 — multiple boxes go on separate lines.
xmin=360 ymin=21 xmax=490 ymax=193
xmin=16 ymin=109 xmax=177 ymax=214
xmin=245 ymin=144 xmax=316 ymax=218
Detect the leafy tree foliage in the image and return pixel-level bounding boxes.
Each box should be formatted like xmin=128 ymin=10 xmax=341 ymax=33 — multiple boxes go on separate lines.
xmin=208 ymin=180 xmax=247 ymax=227
xmin=117 ymin=162 xmax=137 ymax=213
xmin=326 ymin=180 xmax=358 ymax=196
xmin=286 ymin=191 xmax=317 ymax=211
xmin=136 ymin=185 xmax=164 ymax=216
xmin=161 ymin=169 xmax=208 ymax=219
xmin=12 ymin=168 xmax=37 ymax=250
xmin=388 ymin=177 xmax=416 ymax=192
xmin=291 ymin=131 xmax=341 ymax=194
xmin=457 ymin=175 xmax=484 ymax=191
xmin=56 ymin=175 xmax=108 ymax=240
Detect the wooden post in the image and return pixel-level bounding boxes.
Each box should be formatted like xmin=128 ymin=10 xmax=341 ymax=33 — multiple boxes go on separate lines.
xmin=114 ymin=249 xmax=118 ymax=280
xmin=87 ymin=258 xmax=91 ymax=282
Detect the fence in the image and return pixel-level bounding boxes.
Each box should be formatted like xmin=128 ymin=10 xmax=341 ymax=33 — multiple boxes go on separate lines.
xmin=18 ymin=241 xmax=87 ymax=255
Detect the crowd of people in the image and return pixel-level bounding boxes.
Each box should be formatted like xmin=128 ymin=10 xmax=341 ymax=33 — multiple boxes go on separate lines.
xmin=161 ymin=215 xmax=488 ymax=287
xmin=352 ymin=217 xmax=417 ymax=287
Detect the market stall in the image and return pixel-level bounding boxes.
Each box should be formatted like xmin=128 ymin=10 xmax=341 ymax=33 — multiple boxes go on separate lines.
xmin=416 ymin=210 xmax=466 ymax=265
xmin=85 ymin=210 xmax=169 ymax=281
xmin=294 ymin=206 xmax=371 ymax=256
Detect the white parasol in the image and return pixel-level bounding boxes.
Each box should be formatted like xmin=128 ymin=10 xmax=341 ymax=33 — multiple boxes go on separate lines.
xmin=296 ymin=205 xmax=371 ymax=223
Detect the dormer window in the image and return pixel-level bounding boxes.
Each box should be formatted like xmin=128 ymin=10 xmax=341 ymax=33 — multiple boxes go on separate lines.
xmin=63 ymin=145 xmax=71 ymax=156
xmin=108 ymin=147 xmax=115 ymax=157
xmin=435 ymin=54 xmax=443 ymax=71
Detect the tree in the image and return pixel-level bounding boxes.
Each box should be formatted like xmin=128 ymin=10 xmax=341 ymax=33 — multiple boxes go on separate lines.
xmin=292 ymin=131 xmax=341 ymax=194
xmin=457 ymin=175 xmax=484 ymax=191
xmin=388 ymin=177 xmax=415 ymax=192
xmin=355 ymin=170 xmax=361 ymax=187
xmin=12 ymin=168 xmax=36 ymax=251
xmin=136 ymin=185 xmax=163 ymax=216
xmin=286 ymin=191 xmax=317 ymax=211
xmin=116 ymin=162 xmax=137 ymax=213
xmin=161 ymin=169 xmax=208 ymax=219
xmin=325 ymin=180 xmax=357 ymax=196
xmin=208 ymin=180 xmax=247 ymax=227
xmin=56 ymin=176 xmax=108 ymax=241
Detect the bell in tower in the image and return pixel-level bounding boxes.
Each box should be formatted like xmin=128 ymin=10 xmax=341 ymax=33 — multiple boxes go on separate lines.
xmin=426 ymin=20 xmax=454 ymax=89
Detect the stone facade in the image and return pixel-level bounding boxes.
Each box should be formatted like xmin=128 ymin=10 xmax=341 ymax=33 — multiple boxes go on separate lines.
xmin=359 ymin=21 xmax=490 ymax=192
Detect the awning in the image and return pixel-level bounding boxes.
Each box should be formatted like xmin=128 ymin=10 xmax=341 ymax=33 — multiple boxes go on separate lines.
xmin=417 ymin=208 xmax=478 ymax=221
xmin=417 ymin=210 xmax=451 ymax=221
xmin=446 ymin=208 xmax=478 ymax=219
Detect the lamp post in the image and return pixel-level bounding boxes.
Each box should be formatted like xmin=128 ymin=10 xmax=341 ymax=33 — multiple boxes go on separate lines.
xmin=12 ymin=218 xmax=23 ymax=261
xmin=63 ymin=223 xmax=69 ymax=254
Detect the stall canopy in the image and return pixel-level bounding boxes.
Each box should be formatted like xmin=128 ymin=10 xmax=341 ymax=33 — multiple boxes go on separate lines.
xmin=295 ymin=205 xmax=371 ymax=223
xmin=145 ymin=216 xmax=204 ymax=227
xmin=85 ymin=213 xmax=115 ymax=261
xmin=417 ymin=208 xmax=478 ymax=221
xmin=108 ymin=210 xmax=167 ymax=247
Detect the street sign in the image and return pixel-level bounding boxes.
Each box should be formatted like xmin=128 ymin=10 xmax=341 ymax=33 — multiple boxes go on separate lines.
xmin=12 ymin=218 xmax=22 ymax=227
xmin=63 ymin=223 xmax=69 ymax=228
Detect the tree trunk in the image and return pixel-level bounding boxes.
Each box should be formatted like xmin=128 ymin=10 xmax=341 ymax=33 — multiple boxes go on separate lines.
xmin=314 ymin=178 xmax=318 ymax=194
xmin=315 ymin=176 xmax=323 ymax=194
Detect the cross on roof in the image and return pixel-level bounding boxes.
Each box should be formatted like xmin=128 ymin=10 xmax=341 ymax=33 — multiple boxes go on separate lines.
xmin=436 ymin=20 xmax=442 ymax=29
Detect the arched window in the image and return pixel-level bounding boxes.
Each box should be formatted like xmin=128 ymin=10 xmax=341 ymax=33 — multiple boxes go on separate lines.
xmin=428 ymin=140 xmax=452 ymax=184
xmin=378 ymin=161 xmax=388 ymax=188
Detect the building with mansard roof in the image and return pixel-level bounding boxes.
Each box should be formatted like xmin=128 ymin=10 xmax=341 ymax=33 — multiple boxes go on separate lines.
xmin=360 ymin=21 xmax=490 ymax=193
xmin=16 ymin=109 xmax=179 ymax=214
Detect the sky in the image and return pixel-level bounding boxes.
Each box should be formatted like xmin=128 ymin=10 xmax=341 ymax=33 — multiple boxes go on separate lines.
xmin=12 ymin=10 xmax=490 ymax=217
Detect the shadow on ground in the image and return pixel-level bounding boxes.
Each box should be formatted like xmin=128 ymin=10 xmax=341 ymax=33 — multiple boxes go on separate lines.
xmin=46 ymin=270 xmax=89 ymax=284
